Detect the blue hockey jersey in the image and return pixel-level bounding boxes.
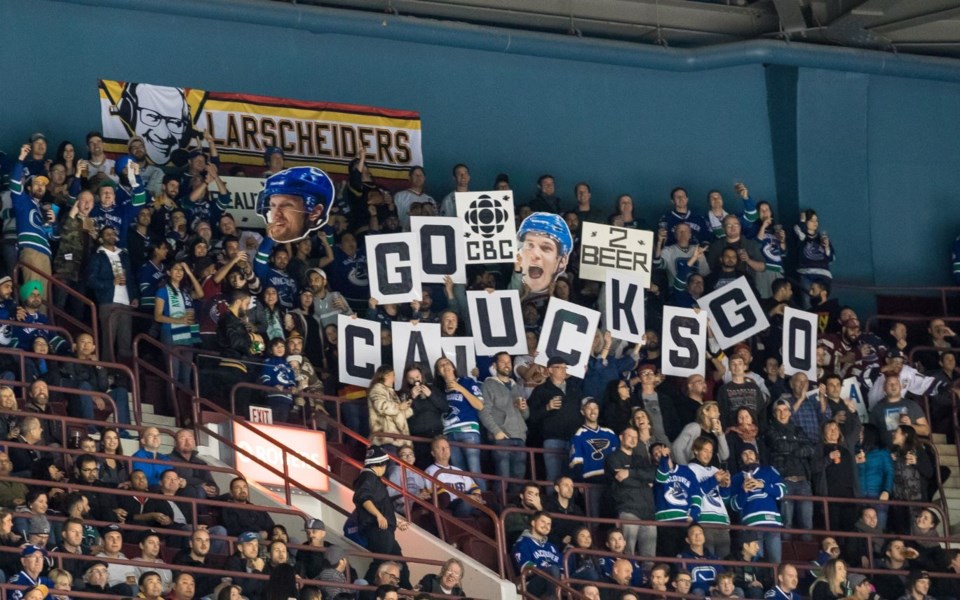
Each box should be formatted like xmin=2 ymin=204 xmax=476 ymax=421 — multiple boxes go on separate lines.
xmin=677 ymin=549 xmax=724 ymax=594
xmin=569 ymin=424 xmax=619 ymax=480
xmin=655 ymin=456 xmax=703 ymax=522
xmin=512 ymin=530 xmax=563 ymax=572
xmin=725 ymin=466 xmax=786 ymax=527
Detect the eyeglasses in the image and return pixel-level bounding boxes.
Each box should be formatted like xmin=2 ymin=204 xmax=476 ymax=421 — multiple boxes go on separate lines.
xmin=136 ymin=107 xmax=187 ymax=135
xmin=385 ymin=572 xmax=400 ymax=582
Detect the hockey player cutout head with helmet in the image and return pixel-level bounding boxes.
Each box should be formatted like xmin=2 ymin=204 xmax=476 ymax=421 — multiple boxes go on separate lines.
xmin=256 ymin=166 xmax=335 ymax=243
xmin=516 ymin=212 xmax=573 ymax=295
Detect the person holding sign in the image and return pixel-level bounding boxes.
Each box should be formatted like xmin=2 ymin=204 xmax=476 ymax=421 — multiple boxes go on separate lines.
xmin=513 ymin=212 xmax=573 ymax=296
xmin=255 ymin=166 xmax=335 ymax=243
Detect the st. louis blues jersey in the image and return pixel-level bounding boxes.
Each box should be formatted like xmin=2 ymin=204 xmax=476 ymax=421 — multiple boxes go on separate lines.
xmin=569 ymin=425 xmax=619 ymax=480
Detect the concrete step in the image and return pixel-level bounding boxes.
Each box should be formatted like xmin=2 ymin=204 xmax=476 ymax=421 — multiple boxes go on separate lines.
xmin=935 ymin=449 xmax=959 ymax=467
xmin=931 ymin=433 xmax=948 ymax=445
xmin=942 ymin=477 xmax=960 ymax=489
xmin=939 ymin=487 xmax=960 ymax=499
xmin=946 ymin=498 xmax=960 ymax=511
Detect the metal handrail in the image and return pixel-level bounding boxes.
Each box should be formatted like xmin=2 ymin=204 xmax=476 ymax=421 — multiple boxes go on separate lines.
xmin=131 ymin=330 xmax=192 ymax=426
xmin=0 ymin=317 xmax=75 ymax=349
xmin=196 ymin=392 xmax=509 ymax=577
xmin=0 ymin=387 xmax=119 ymax=435
xmin=13 ymin=259 xmax=98 ymax=344
xmin=368 ymin=429 xmax=565 ymax=482
xmin=499 ymin=506 xmax=953 ymax=581
xmin=0 ymin=345 xmax=138 ymax=420
xmin=0 ymin=542 xmax=458 ymax=600
xmin=519 ymin=565 xmax=587 ymax=600
xmin=303 ymin=399 xmax=508 ymax=576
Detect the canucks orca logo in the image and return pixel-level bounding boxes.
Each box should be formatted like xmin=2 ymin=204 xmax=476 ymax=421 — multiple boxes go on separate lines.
xmin=665 ymin=481 xmax=688 ymax=506
xmin=588 ymin=438 xmax=611 ymax=461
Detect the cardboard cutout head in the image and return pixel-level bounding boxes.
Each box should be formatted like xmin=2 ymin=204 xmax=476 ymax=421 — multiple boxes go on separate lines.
xmin=517 ymin=212 xmax=573 ymax=295
xmin=256 ymin=166 xmax=335 ymax=243
xmin=117 ymin=83 xmax=191 ymax=165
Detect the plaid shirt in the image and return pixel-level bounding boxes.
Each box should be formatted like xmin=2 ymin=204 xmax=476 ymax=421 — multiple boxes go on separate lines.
xmin=780 ymin=391 xmax=829 ymax=442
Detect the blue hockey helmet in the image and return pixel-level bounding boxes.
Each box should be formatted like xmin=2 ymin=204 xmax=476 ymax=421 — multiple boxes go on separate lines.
xmin=256 ymin=166 xmax=335 ymax=226
xmin=517 ymin=212 xmax=574 ymax=258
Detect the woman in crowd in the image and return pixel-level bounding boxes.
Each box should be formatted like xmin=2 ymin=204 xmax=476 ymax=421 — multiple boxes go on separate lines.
xmin=566 ymin=526 xmax=603 ymax=582
xmin=809 ymin=558 xmax=849 ymax=600
xmin=0 ymin=509 xmax=21 ymax=581
xmin=433 ymin=356 xmax=485 ymax=487
xmin=55 ymin=141 xmax=78 ymax=181
xmin=631 ymin=407 xmax=662 ymax=451
xmin=367 ymin=365 xmax=413 ymax=456
xmin=673 ymin=401 xmax=729 ymax=467
xmin=610 ymin=194 xmax=641 ymax=229
xmin=0 ymin=386 xmax=19 ymax=442
xmin=817 ymin=420 xmax=857 ymax=532
xmin=97 ymin=428 xmax=129 ymax=486
xmin=402 ymin=365 xmax=446 ymax=468
xmin=725 ymin=407 xmax=766 ymax=474
xmin=602 ymin=379 xmax=639 ymax=434
xmin=154 ymin=261 xmax=204 ymax=386
xmin=249 ymin=286 xmax=288 ymax=343
xmin=890 ymin=425 xmax=934 ymax=534
xmin=793 ymin=208 xmax=835 ymax=299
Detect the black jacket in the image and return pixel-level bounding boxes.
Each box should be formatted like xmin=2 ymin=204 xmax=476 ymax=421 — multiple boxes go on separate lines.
xmin=172 ymin=549 xmax=220 ymax=598
xmin=217 ymin=310 xmax=252 ymax=359
xmin=764 ymin=419 xmax=815 ymax=479
xmin=408 ymin=387 xmax=448 ymax=439
xmin=605 ymin=447 xmax=656 ymax=519
xmin=221 ymin=499 xmax=275 ymax=536
xmin=528 ymin=378 xmax=584 ymax=441
xmin=353 ymin=468 xmax=394 ymax=530
xmin=170 ymin=449 xmax=219 ymax=499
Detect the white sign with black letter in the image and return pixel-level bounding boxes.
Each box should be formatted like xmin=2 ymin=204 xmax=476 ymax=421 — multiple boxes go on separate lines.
xmin=366 ymin=232 xmax=422 ymax=304
xmin=661 ymin=306 xmax=708 ymax=377
xmin=456 ymin=191 xmax=517 ymax=264
xmin=411 ymin=216 xmax=466 ymax=284
xmin=440 ymin=337 xmax=477 ymax=378
xmin=465 ymin=290 xmax=526 ymax=355
xmin=782 ymin=306 xmax=818 ymax=380
xmin=392 ymin=321 xmax=442 ymax=390
xmin=696 ymin=276 xmax=769 ymax=349
xmin=220 ymin=176 xmax=266 ymax=229
xmin=337 ymin=315 xmax=382 ymax=387
xmin=604 ymin=271 xmax=645 ymax=343
xmin=534 ymin=298 xmax=601 ymax=379
xmin=579 ymin=222 xmax=654 ymax=286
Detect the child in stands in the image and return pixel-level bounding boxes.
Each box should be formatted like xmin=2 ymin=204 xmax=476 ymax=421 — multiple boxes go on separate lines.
xmin=258 ymin=337 xmax=296 ymax=423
